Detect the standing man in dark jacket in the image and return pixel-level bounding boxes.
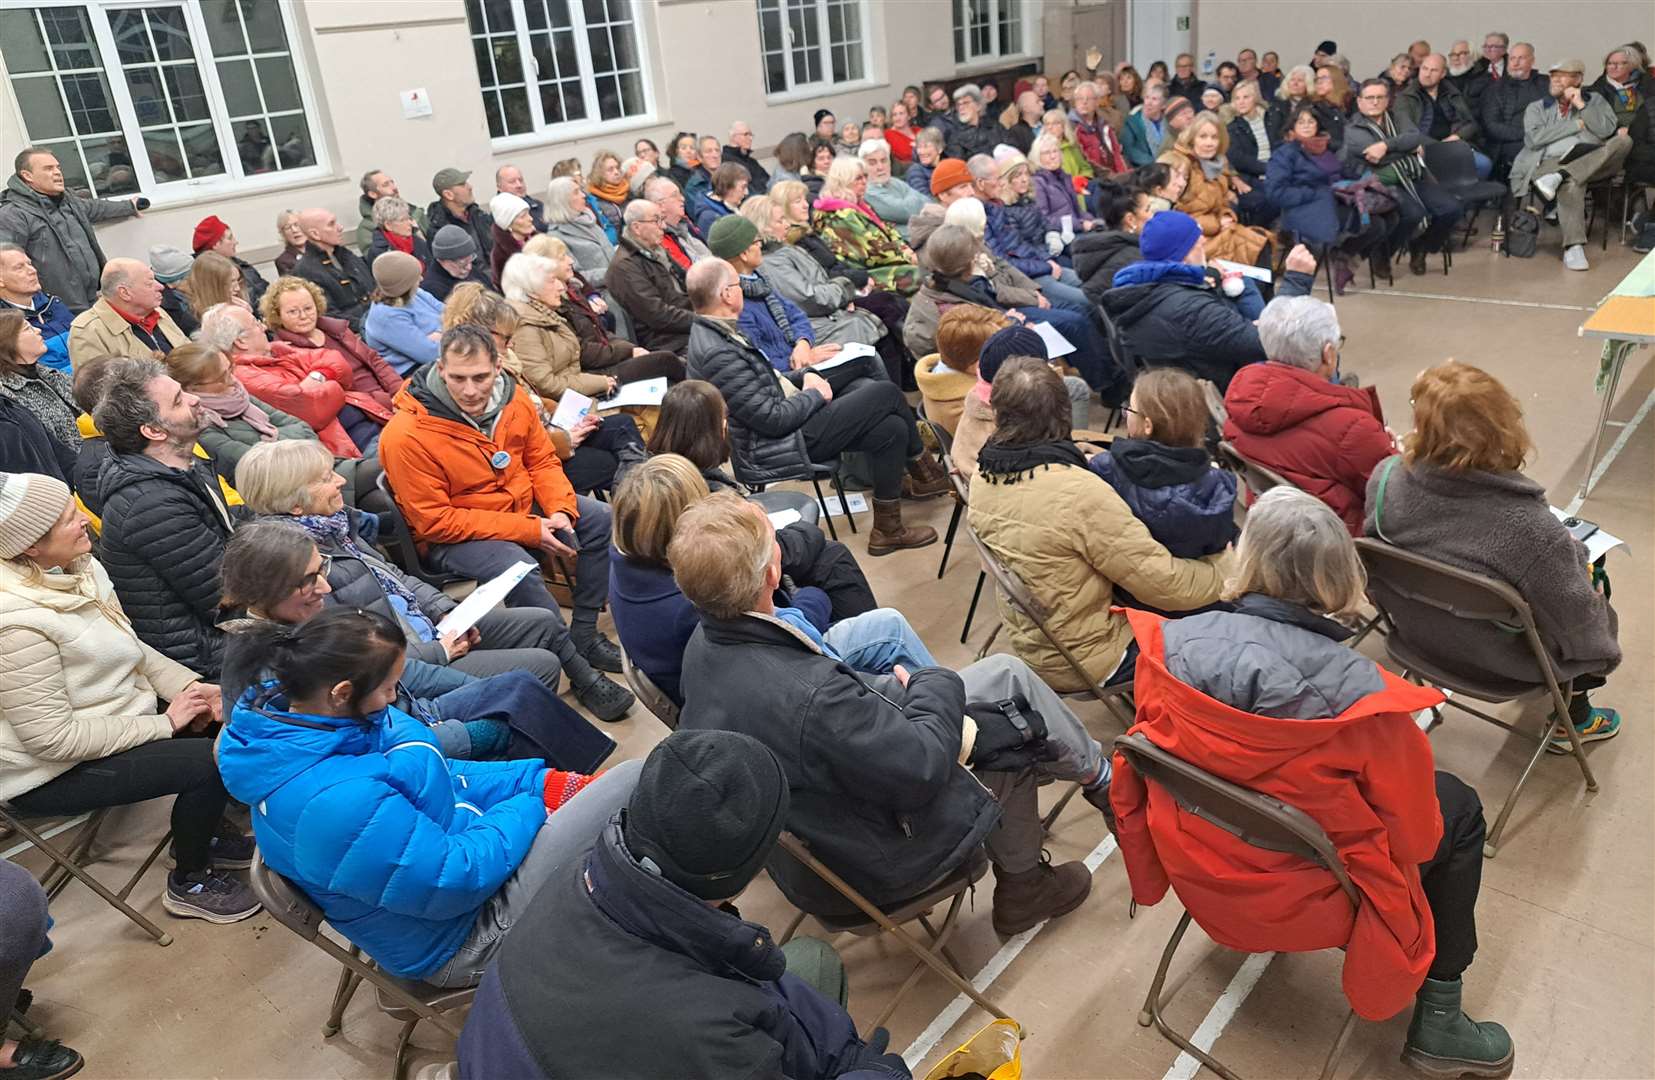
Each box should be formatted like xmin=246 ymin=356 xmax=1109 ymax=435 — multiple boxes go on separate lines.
xmin=426 ymin=167 xmax=494 ymax=261
xmin=293 ymin=208 xmax=375 ymax=331
xmin=723 ymin=121 xmax=772 ymax=195
xmin=606 ymin=200 xmax=695 ymax=355
xmin=670 ymin=494 xmax=1113 ymax=935
xmin=458 ymin=730 xmax=911 ymax=1080
xmin=1479 ymin=42 xmax=1550 ymax=179
xmin=92 ymin=358 xmax=237 ymax=675
xmin=0 ymin=147 xmax=141 ymax=313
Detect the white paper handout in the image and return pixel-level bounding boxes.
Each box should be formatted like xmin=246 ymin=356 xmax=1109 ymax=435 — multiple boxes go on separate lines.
xmin=1549 ymin=507 xmax=1628 ymax=563
xmin=1029 ymin=321 xmax=1076 ymax=359
xmin=807 ymin=342 xmax=878 ymax=372
xmin=548 ymin=389 xmax=593 ymax=431
xmin=435 ymin=562 xmax=536 ymax=638
xmin=1212 ymin=258 xmax=1274 ymax=284
xmin=602 ymin=377 xmax=668 ymax=409
xmin=767 ymin=508 xmax=802 ymax=529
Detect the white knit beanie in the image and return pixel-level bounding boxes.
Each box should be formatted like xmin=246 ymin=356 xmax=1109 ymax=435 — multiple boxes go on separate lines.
xmin=0 ymin=473 xmax=71 ymax=559
xmin=490 ymin=192 xmax=531 ymax=232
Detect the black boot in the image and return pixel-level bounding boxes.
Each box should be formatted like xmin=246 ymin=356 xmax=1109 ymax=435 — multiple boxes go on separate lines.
xmin=1409 ymin=247 xmax=1429 ymax=276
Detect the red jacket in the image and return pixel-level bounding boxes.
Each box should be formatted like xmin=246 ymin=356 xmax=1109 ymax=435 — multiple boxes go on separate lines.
xmin=232 ymin=343 xmax=361 ymax=458
xmin=1222 ymin=362 xmax=1395 ymax=534
xmin=1110 ymin=609 xmax=1446 ymax=1021
xmin=275 ymin=316 xmax=402 ymax=416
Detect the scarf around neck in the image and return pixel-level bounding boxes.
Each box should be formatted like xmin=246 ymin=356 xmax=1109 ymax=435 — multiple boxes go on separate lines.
xmin=589 ymin=177 xmax=631 ymax=205
xmin=975 ymin=438 xmax=1089 ymax=484
xmin=292 ymin=509 xmax=425 ymax=616
xmin=196 ymin=381 xmax=278 ymax=438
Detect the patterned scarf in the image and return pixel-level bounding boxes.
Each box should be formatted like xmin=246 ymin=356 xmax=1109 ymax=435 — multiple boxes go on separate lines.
xmin=291 ymin=509 xmax=423 ymax=614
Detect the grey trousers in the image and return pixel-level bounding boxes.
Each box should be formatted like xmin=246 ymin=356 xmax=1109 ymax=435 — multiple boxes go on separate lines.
xmin=448 ymin=606 xmax=569 ymax=689
xmin=1543 ymin=134 xmax=1634 ymax=247
xmin=0 ymin=859 xmax=48 ymax=1017
xmin=427 ymin=758 xmax=643 ymax=988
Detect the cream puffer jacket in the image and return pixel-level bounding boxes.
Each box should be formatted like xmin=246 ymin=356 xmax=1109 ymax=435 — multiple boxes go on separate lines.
xmin=0 ymin=555 xmax=200 ymax=801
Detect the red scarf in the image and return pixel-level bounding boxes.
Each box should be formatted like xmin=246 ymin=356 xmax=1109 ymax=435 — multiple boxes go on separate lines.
xmin=660 ymin=232 xmax=692 ymax=270
xmin=382 ymin=229 xmax=418 ymax=265
xmin=113 ymin=302 xmax=161 ymax=334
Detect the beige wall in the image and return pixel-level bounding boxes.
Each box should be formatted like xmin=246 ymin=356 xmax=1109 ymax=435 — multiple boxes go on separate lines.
xmin=3 ymin=0 xmax=1077 ymax=272
xmin=1192 ymin=0 xmax=1653 ymax=83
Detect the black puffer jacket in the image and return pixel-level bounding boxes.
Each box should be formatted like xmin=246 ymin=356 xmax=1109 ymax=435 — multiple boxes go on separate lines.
xmin=685 ymin=317 xmax=823 ymax=485
xmin=1479 ymin=72 xmax=1551 ymax=169
xmin=1073 ymin=230 xmax=1143 ymax=302
xmin=681 ymin=611 xmax=1000 ymax=915
xmin=96 ymin=452 xmax=237 ymax=675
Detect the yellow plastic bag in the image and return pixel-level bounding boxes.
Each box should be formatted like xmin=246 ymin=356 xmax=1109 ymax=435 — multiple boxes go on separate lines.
xmin=923 ymin=1018 xmax=1023 ymax=1080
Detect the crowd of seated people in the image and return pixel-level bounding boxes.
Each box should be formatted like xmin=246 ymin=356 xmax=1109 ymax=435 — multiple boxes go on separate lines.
xmin=0 ymin=27 xmax=1643 ymax=1075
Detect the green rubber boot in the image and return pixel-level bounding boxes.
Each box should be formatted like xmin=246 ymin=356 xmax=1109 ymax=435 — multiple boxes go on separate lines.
xmin=1401 ymin=977 xmax=1515 ymax=1078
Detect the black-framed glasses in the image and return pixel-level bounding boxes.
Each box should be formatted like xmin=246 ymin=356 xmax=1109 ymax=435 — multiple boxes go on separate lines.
xmin=299 ymin=554 xmax=333 ymax=593
xmin=1119 ymin=403 xmax=1142 ymax=418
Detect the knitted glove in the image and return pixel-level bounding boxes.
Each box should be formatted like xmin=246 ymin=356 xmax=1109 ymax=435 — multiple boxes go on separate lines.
xmin=544 ymin=769 xmax=598 ymax=813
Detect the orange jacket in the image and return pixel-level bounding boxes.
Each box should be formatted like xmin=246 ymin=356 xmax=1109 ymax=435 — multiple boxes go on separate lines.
xmin=1111 ymin=608 xmax=1445 ymax=1021
xmin=377 ymin=374 xmax=576 ymax=550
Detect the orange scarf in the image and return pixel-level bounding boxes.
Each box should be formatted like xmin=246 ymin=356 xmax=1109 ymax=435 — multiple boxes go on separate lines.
xmin=588 ymin=178 xmax=631 ymax=205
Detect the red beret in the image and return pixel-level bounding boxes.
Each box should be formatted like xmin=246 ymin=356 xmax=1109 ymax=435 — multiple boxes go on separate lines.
xmin=191 ymin=215 xmax=229 ymax=254
xmin=930 ymin=158 xmax=974 ymax=197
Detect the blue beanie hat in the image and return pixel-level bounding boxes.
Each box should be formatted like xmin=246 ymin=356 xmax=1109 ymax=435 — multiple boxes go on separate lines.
xmin=1139 ymin=210 xmax=1203 ymax=263
xmin=979 ymin=325 xmax=1047 ymax=383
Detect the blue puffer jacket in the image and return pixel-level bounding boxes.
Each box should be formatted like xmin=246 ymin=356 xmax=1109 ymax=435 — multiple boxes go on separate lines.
xmin=737 ymin=272 xmax=816 ymax=371
xmin=217 ymin=683 xmax=548 ymax=980
xmin=983 ymin=200 xmax=1049 ymax=278
xmin=6 ymin=292 xmax=74 ymax=372
xmin=1090 ymin=438 xmax=1238 ymax=559
xmin=1264 ymin=142 xmax=1345 ymax=249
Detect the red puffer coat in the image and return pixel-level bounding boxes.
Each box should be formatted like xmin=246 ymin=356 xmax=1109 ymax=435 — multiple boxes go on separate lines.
xmin=231 ymin=343 xmax=362 ymax=458
xmin=1110 ymin=609 xmax=1446 ymax=1021
xmin=1221 ymin=362 xmax=1395 ymax=534
xmin=274 ymin=316 xmax=402 ymax=415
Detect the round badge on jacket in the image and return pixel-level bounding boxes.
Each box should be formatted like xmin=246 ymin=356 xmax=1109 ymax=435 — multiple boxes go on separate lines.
xmin=490 ymin=450 xmax=511 ymax=469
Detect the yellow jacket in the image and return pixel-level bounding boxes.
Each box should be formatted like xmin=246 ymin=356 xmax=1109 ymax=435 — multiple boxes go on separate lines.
xmin=73 ymin=415 xmax=241 ymax=533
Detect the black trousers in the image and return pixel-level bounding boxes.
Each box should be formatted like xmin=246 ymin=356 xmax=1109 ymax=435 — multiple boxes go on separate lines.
xmin=1420 ymin=771 xmax=1485 ymax=981
xmin=801 ymin=378 xmax=922 ymax=500
xmin=1390 ymin=178 xmax=1463 ymax=254
xmin=583 ymin=350 xmax=687 ymax=383
xmin=9 ymin=738 xmax=228 ymax=875
xmin=1568 ymin=673 xmax=1608 ymax=724
xmin=563 ymin=413 xmax=643 ymax=495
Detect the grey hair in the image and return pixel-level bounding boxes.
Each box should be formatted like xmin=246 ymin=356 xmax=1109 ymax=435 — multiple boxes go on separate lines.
xmin=923 ymin=224 xmax=980 ymax=278
xmin=499 ymin=252 xmax=556 ymax=303
xmin=1226 ymin=487 xmax=1367 ymax=614
xmin=1616 ymin=43 xmax=1649 ymax=69
xmin=1142 ymin=82 xmax=1168 ymax=101
xmin=642 ymin=176 xmax=680 ymax=202
xmin=1030 ymin=132 xmax=1062 ymax=161
xmin=235 ymin=438 xmax=335 ymax=515
xmin=1510 ymin=41 xmax=1534 ymax=55
xmin=543 ymin=176 xmax=583 ymax=224
xmin=622 ymin=199 xmax=659 ymax=229
xmin=196 ymin=302 xmax=247 ymax=352
xmin=1257 ymin=295 xmax=1340 ymax=370
xmin=1277 ymin=65 xmax=1316 ymax=99
xmin=371 ymin=196 xmax=412 ymax=228
xmin=952 ymin=83 xmax=981 ymax=103
xmin=1487 ymin=31 xmax=1510 ymax=47
xmin=965 ymin=154 xmax=997 ymax=181
xmin=98 ymin=261 xmax=140 ymax=301
xmin=1073 ymin=80 xmax=1099 ymax=98
xmin=942 ymin=196 xmax=987 ymax=237
xmin=92 ymin=357 xmax=167 ymax=456
xmin=0 ymin=242 xmax=25 ymax=259
xmin=685 ymin=257 xmax=734 ymax=311
xmin=916 ymin=126 xmax=946 ymax=150
xmin=856 ymin=138 xmax=892 ymax=161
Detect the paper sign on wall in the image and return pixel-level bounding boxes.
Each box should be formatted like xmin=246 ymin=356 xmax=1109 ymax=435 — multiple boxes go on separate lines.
xmin=401 ymin=89 xmax=433 ymax=119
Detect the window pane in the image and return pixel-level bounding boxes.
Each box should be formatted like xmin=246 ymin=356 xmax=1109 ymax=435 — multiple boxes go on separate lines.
xmin=179 ymin=121 xmax=225 ymax=175
xmin=255 ymin=56 xmax=301 ymax=112
xmin=13 ymin=79 xmax=72 ymax=139
xmin=165 ymin=65 xmax=210 ymax=122
xmin=125 ymin=66 xmax=172 ymax=125
xmin=612 ymin=25 xmax=638 ymax=70
xmin=618 ymin=69 xmax=643 ymax=114
xmin=270 ymin=113 xmax=315 ymax=169
xmin=483 ymin=0 xmax=516 ymax=32
xmin=545 ymin=0 xmax=572 ymax=29
xmin=764 ymin=50 xmax=786 ymax=94
xmin=234 ymin=119 xmax=273 ymax=172
xmin=109 ymin=9 xmax=153 ymax=65
xmin=239 ymin=0 xmax=287 ymax=51
xmin=202 ymin=0 xmax=246 ymax=57
xmin=84 ymin=135 xmax=141 ymax=196
xmin=523 ymin=0 xmax=548 ymax=31
xmin=144 ymin=127 xmax=187 ymax=181
xmin=149 ymin=8 xmax=193 ymax=61
xmin=562 ymin=80 xmax=587 ymax=122
xmin=493 ymin=38 xmax=524 ymax=84
xmin=594 ymin=73 xmax=620 ymax=120
xmin=216 ymin=59 xmax=261 ymax=116
xmin=482 ymin=89 xmax=506 ymax=138
xmin=758 ymin=7 xmax=782 ymax=54
xmin=472 ymin=37 xmax=495 ymax=84
xmin=552 ymin=30 xmax=577 ymax=80
xmin=583 ymin=0 xmax=605 ymax=23
xmin=0 ymin=10 xmax=51 ymax=74
xmin=588 ymin=25 xmax=613 ymax=71
xmin=62 ymin=72 xmax=118 ymax=135
xmin=501 ymin=85 xmax=533 ymax=134
xmin=41 ymin=8 xmax=100 ymax=71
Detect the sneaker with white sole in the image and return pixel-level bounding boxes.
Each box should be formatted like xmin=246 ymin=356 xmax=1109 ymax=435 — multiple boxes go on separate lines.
xmin=1533 ymin=172 xmax=1562 ymax=202
xmin=163 ymin=870 xmax=261 ymax=923
xmin=1563 ymin=245 xmax=1589 ymax=271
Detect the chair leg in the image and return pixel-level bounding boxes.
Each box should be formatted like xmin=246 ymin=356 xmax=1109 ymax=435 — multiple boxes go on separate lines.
xmin=1041 ymin=781 xmax=1083 ymax=833
xmin=41 ymin=810 xmax=107 ymax=899
xmin=974 ymin=620 xmax=1002 ymax=661
xmin=1486 ymin=683 xmax=1602 ymax=858
xmin=1318 ymin=1008 xmax=1360 ymax=1080
xmin=323 ymin=955 xmax=364 ymax=1037
xmin=0 ymin=812 xmax=172 ymax=946
xmin=1140 ymin=910 xmax=1244 ymax=1080
xmin=810 ymin=476 xmax=838 ymax=542
xmin=831 ymin=470 xmax=857 ymax=534
xmin=868 ymin=889 xmax=969 ymax=1032
xmin=937 ymin=499 xmax=963 ymax=579
xmin=777 ymin=910 xmax=808 ymax=946
xmin=10 ymin=1008 xmax=44 ymax=1041
xmin=960 ymin=570 xmax=986 ymax=644
xmin=392 ymin=1017 xmax=420 ymax=1080
xmin=117 ymin=830 xmax=173 ymax=902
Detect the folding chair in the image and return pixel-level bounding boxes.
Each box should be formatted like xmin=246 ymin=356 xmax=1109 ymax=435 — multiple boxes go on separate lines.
xmin=248 ymin=857 xmax=473 ymax=1080
xmin=1098 ymin=306 xmax=1141 ymax=431
xmin=621 ymin=652 xmax=679 ymax=730
xmin=729 ymin=439 xmax=857 ymax=541
xmin=1354 ymin=538 xmax=1601 ymax=858
xmin=772 ymin=833 xmax=1014 ymax=1036
xmin=374 ymin=473 xmax=472 ymax=589
xmin=913 ymin=415 xmax=965 ymax=580
xmin=1214 ymin=440 xmax=1296 ymax=504
xmin=0 ymin=805 xmax=173 ymax=946
xmin=1114 ymin=733 xmax=1362 ymax=1080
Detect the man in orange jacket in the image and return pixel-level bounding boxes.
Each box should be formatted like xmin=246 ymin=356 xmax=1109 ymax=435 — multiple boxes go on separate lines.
xmin=378 ymin=325 xmax=630 ymax=701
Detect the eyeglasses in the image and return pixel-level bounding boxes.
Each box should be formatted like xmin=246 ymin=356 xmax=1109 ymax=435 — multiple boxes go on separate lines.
xmin=1359 ymin=94 xmax=1389 ymax=102
xmin=634 ymin=216 xmax=662 ymax=226
xmin=299 ymin=554 xmax=333 ymax=593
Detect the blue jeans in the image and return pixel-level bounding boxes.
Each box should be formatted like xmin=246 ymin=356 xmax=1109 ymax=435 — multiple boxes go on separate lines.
xmin=823 ymin=608 xmax=937 ymax=674
xmin=1472 ymin=149 xmax=1493 ymax=181
xmin=1013 ymin=305 xmax=1114 ymax=392
xmin=1029 ymin=269 xmax=1090 ymax=314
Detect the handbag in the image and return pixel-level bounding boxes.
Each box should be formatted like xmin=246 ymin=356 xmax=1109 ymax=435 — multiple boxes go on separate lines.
xmin=1504 ymin=205 xmax=1541 ymax=258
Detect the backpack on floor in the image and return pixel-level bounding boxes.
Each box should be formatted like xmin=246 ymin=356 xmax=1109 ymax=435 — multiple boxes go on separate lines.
xmin=1505 ymin=206 xmax=1540 ymax=258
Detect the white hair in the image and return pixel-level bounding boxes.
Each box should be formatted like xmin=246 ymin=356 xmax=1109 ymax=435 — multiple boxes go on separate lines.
xmin=622 ymin=156 xmax=656 ymax=194
xmin=952 ymin=83 xmax=982 ymax=103
xmin=500 ymin=252 xmax=556 ymax=303
xmin=1278 ymin=65 xmax=1317 ymax=100
xmin=1257 ymin=295 xmax=1341 ymax=370
xmin=965 ymin=154 xmax=997 ymax=181
xmin=857 ymin=138 xmax=892 ymax=161
xmin=822 ymin=155 xmax=867 ymax=199
xmin=623 ymin=199 xmax=659 ymax=228
xmin=943 ymin=196 xmax=987 ymax=237
xmin=543 ymin=176 xmax=583 ymax=224
xmin=642 ymin=176 xmax=679 ymax=202
xmin=1030 ymin=133 xmax=1062 ymax=162
xmin=197 ymin=302 xmax=250 ymax=351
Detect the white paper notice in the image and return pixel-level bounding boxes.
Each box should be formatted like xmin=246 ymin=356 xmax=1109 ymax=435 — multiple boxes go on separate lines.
xmin=767 ymin=508 xmax=802 ymax=529
xmin=399 ymin=88 xmax=433 ymax=119
xmin=1212 ymin=258 xmax=1273 ymax=283
xmin=435 ymin=562 xmax=536 ymax=638
xmin=602 ymin=377 xmax=667 ymax=409
xmin=1029 ymin=321 xmax=1076 ymax=359
xmin=548 ymin=389 xmax=593 ymax=431
xmin=1549 ymin=507 xmax=1628 ymax=563
xmin=807 ymin=342 xmax=877 ymax=372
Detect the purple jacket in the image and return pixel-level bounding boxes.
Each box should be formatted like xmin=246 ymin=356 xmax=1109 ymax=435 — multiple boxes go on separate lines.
xmin=1033 ymin=168 xmax=1094 ymax=233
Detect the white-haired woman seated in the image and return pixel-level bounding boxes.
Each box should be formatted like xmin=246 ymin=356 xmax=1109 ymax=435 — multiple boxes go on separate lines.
xmin=543 ymin=176 xmax=617 ymax=289
xmin=811 ymin=156 xmax=923 ymax=295
xmin=1110 ymin=487 xmax=1512 ymax=1077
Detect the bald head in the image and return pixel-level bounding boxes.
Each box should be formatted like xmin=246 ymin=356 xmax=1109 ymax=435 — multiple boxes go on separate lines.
xmin=296 ymin=208 xmax=344 ymax=251
xmin=496 ymin=164 xmax=526 ymax=197
xmin=729 ymin=121 xmax=754 ymax=153
xmin=686 ymin=257 xmax=737 ymax=314
xmin=101 ymin=258 xmax=162 ymax=315
xmin=1418 ymin=53 xmax=1447 ymax=88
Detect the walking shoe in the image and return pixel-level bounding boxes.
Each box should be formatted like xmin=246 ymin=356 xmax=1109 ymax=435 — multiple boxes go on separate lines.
xmin=574 ymin=632 xmax=624 ymax=673
xmin=575 ymin=674 xmax=635 ymax=722
xmin=1368 ymin=250 xmax=1394 ymax=284
xmin=166 ymin=824 xmax=256 ymax=870
xmin=992 ymin=853 xmax=1091 ymax=936
xmin=1401 ymin=977 xmax=1514 ymax=1078
xmin=1532 ymin=172 xmax=1562 ymax=203
xmin=162 ymin=869 xmax=261 ymax=924
xmin=4 ymin=1038 xmax=83 ymax=1080
xmin=867 ymin=498 xmax=937 ymax=556
xmin=1635 ymin=225 xmax=1655 ymax=254
xmin=1562 ymin=245 xmax=1589 ymax=271
xmin=1545 ymin=707 xmax=1620 ymax=754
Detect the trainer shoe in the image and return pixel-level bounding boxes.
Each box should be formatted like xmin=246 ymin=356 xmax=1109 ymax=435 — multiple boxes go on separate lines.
xmin=1562 ymin=245 xmax=1589 ymax=271
xmin=1546 ymin=707 xmax=1620 ymax=754
xmin=4 ymin=1037 xmax=84 ymax=1080
xmin=163 ymin=869 xmax=261 ymax=924
xmin=1533 ymin=172 xmax=1562 ymax=203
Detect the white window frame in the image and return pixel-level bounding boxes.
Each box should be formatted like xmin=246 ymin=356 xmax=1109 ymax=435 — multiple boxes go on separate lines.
xmin=757 ymin=0 xmax=876 ymax=104
xmin=952 ymin=0 xmax=1037 ymax=66
xmin=0 ymin=0 xmax=329 ymax=205
xmin=469 ymin=0 xmax=658 ymax=152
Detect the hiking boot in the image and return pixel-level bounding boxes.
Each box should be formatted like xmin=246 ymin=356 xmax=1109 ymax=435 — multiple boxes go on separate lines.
xmin=575 ymin=674 xmax=635 ymax=722
xmin=902 ymin=451 xmax=951 ymax=500
xmin=867 ymin=498 xmax=937 ymax=557
xmin=1409 ymin=248 xmax=1429 ymax=276
xmin=1331 ymin=253 xmax=1355 ymax=295
xmin=1546 ymin=706 xmax=1620 ymax=754
xmin=163 ymin=870 xmax=260 ymax=924
xmin=4 ymin=1038 xmax=83 ymax=1080
xmin=991 ymin=853 xmax=1092 ymax=936
xmin=574 ymin=632 xmax=624 ymax=673
xmin=1401 ymin=977 xmax=1514 ymax=1078
xmin=167 ymin=820 xmax=256 ymax=870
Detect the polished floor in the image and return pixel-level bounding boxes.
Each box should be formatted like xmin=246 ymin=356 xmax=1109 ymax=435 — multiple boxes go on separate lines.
xmin=10 ymin=230 xmax=1653 ymax=1079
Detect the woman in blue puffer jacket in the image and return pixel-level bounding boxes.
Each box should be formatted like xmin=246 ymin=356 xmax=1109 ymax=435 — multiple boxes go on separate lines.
xmin=216 ymin=608 xmax=641 ymax=987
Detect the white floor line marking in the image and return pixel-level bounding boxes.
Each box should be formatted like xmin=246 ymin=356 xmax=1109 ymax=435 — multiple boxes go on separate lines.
xmin=1362 ymin=290 xmax=1592 ymax=311
xmin=1159 ymin=950 xmax=1277 ymax=1080
xmin=1566 ymin=387 xmax=1655 ymax=516
xmin=901 ymin=834 xmax=1118 ymax=1069
xmin=1 ymin=813 xmax=91 ymax=861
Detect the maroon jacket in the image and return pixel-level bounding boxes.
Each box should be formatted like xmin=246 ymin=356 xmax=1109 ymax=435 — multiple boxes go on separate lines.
xmin=1222 ymin=362 xmax=1395 ymax=534
xmin=274 ymin=315 xmax=401 ymax=418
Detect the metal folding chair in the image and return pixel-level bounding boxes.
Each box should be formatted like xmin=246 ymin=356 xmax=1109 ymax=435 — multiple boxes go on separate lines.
xmin=0 ymin=805 xmax=173 ymax=946
xmin=772 ymin=833 xmax=1014 ymax=1037
xmin=730 ymin=441 xmax=857 ymax=541
xmin=1114 ymin=733 xmax=1362 ymax=1080
xmin=248 ymin=856 xmax=473 ymax=1080
xmin=1354 ymin=538 xmax=1601 ymax=857
xmin=620 ymin=652 xmax=679 ymax=730
xmin=1214 ymin=440 xmax=1296 ymax=503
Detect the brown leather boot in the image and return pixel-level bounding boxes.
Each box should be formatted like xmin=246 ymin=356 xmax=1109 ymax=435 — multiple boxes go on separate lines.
xmin=901 ymin=451 xmax=950 ymax=499
xmin=991 ymin=855 xmax=1093 ymax=936
xmin=867 ymin=498 xmax=937 ymax=556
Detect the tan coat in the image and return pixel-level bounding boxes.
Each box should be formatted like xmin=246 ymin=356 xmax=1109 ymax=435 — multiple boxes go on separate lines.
xmin=951 ymin=391 xmax=996 ymax=482
xmin=914 ymin=353 xmax=975 ymax=436
xmin=1168 ymin=147 xmax=1271 ymax=266
xmin=0 ymin=556 xmax=199 ymax=801
xmin=66 ymin=297 xmax=186 ymax=368
xmin=967 ymin=460 xmax=1232 ymax=692
xmin=508 ymin=297 xmax=610 ymax=401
